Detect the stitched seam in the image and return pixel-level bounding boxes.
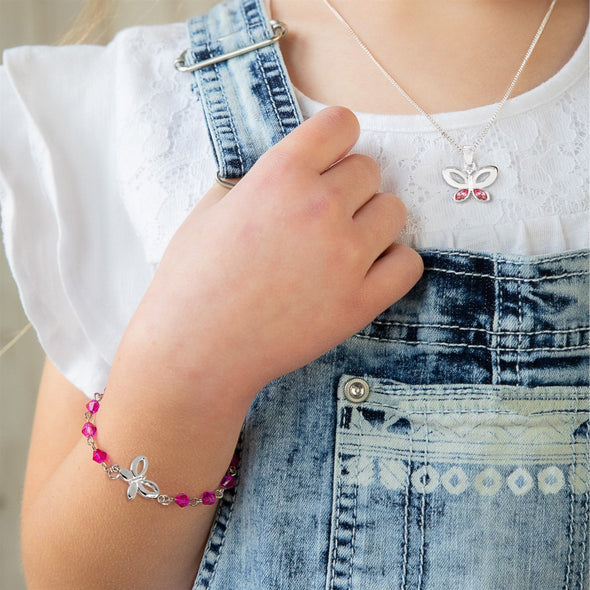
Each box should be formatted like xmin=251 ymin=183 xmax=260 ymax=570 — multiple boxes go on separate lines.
xmin=423 ymin=268 xmax=588 ymax=282
xmin=329 ymin=448 xmax=343 ymax=590
xmin=422 ymin=250 xmax=589 ymax=265
xmin=256 ymin=0 xmax=301 ymax=128
xmin=352 ymin=333 xmax=589 ymax=352
xmin=193 ymin=441 xmax=241 ymax=589
xmin=361 ymin=405 xmax=523 ymax=416
xmin=198 ymin=25 xmax=228 ymax=176
xmin=493 ymin=260 xmax=501 ymax=386
xmin=255 ymin=49 xmax=286 ymax=136
xmin=362 ymin=405 xmax=588 ymax=418
xmin=579 ymin=420 xmax=589 ymax=590
xmin=368 ymin=398 xmax=586 ymax=408
xmin=516 ymin=285 xmax=523 ymax=386
xmin=203 ymin=481 xmax=238 ymax=588
xmin=369 ymin=320 xmax=589 ymax=336
xmin=564 ymin=409 xmax=577 ymax=590
xmin=417 ymin=406 xmax=428 ymax=590
xmin=347 ymin=436 xmax=361 ymax=589
xmin=371 ymin=382 xmax=588 ymax=398
xmin=245 ymin=0 xmax=287 ymax=138
xmin=213 ymin=60 xmax=246 ymax=176
xmin=400 ymin=420 xmax=413 ymax=590
xmin=199 ymin=19 xmax=236 ymax=176
xmin=268 ymin=41 xmax=300 ymax=125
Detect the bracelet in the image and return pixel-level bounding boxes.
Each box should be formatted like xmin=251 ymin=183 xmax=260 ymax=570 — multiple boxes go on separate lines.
xmin=82 ymin=391 xmax=238 ymax=507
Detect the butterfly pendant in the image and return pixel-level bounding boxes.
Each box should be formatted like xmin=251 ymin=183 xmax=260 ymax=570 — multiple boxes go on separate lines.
xmin=442 ymin=146 xmax=498 ymax=202
xmin=118 ymin=455 xmax=160 ymax=500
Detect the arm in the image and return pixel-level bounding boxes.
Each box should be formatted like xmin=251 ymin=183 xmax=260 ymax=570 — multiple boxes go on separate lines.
xmin=21 ymin=107 xmax=423 ymax=589
xmin=22 ymin=359 xmax=248 ymax=590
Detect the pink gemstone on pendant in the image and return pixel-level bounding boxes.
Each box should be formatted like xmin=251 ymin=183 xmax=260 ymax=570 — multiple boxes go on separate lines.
xmin=174 ymin=493 xmax=191 ymax=507
xmin=81 ymin=422 xmax=97 ymax=437
xmin=454 ymin=189 xmax=469 ymax=201
xmin=220 ymin=475 xmax=235 ymax=489
xmin=86 ymin=400 xmax=100 ymax=414
xmin=202 ymin=491 xmax=216 ymax=505
xmin=93 ymin=449 xmax=108 ymax=463
xmin=473 ymin=188 xmax=489 ymax=201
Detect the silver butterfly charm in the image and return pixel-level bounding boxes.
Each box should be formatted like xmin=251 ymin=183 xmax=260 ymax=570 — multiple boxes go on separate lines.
xmin=118 ymin=455 xmax=160 ymax=500
xmin=442 ymin=145 xmax=498 ymax=202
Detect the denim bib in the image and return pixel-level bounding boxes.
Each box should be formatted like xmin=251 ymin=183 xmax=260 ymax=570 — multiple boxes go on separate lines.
xmin=181 ymin=2 xmax=590 ymax=588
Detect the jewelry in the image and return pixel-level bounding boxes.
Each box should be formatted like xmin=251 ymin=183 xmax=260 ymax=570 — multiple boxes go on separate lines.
xmin=175 ymin=19 xmax=288 ymax=187
xmin=82 ymin=391 xmax=239 ymax=507
xmin=322 ymin=0 xmax=558 ymax=202
xmin=215 ymin=171 xmax=239 ymax=189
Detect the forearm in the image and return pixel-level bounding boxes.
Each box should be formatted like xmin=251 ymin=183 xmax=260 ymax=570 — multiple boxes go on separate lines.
xmin=21 ymin=108 xmax=423 ymax=589
xmin=21 ymin=350 xmax=254 ymax=590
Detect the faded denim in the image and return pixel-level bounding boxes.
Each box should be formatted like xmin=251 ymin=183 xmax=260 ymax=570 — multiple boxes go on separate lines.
xmin=185 ymin=2 xmax=590 ymax=588
xmin=185 ymin=0 xmax=302 ymax=179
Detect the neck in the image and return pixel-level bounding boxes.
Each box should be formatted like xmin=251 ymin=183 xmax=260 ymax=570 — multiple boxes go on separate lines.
xmin=270 ymin=0 xmax=587 ymax=115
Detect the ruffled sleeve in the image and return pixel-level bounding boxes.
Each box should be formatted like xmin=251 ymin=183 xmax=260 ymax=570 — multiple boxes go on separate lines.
xmin=0 ymin=40 xmax=153 ymax=397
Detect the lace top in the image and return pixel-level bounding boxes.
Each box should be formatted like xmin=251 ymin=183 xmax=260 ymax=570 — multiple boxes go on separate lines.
xmin=0 ymin=22 xmax=587 ymax=395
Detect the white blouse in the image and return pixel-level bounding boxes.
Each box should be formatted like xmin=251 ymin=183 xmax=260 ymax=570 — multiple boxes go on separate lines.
xmin=0 ymin=22 xmax=587 ymax=396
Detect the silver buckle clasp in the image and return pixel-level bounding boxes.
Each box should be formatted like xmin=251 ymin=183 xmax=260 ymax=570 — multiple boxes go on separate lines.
xmin=174 ymin=19 xmax=287 ymax=73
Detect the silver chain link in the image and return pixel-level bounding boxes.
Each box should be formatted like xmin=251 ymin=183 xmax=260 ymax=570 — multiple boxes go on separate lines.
xmin=322 ymin=0 xmax=558 ymax=155
xmin=83 ymin=391 xmax=237 ymax=507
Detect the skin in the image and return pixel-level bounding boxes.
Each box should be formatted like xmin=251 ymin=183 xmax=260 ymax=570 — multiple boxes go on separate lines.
xmin=272 ymin=0 xmax=588 ymax=114
xmin=21 ymin=1 xmax=587 ymax=588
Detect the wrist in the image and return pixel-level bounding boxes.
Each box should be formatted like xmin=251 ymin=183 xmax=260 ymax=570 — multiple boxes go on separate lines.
xmin=112 ymin=302 xmax=264 ymax=413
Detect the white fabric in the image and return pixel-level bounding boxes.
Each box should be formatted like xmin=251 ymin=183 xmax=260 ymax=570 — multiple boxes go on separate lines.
xmin=0 ymin=22 xmax=588 ymax=396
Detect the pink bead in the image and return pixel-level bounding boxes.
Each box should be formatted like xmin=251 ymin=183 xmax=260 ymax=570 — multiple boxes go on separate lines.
xmin=202 ymin=491 xmax=216 ymax=505
xmin=81 ymin=422 xmax=97 ymax=437
xmin=220 ymin=475 xmax=235 ymax=489
xmin=93 ymin=449 xmax=108 ymax=463
xmin=230 ymin=453 xmax=239 ymax=469
xmin=86 ymin=400 xmax=100 ymax=414
xmin=174 ymin=494 xmax=191 ymax=507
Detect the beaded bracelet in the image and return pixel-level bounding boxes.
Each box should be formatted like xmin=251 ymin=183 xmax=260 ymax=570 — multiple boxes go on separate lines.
xmin=82 ymin=391 xmax=238 ymax=507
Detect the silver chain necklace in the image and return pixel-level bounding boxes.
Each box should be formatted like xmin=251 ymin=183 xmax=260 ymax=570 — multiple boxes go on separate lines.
xmin=322 ymin=0 xmax=558 ymax=202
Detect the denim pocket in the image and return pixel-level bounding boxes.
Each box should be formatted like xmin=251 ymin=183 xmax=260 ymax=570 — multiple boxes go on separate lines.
xmin=327 ymin=375 xmax=589 ymax=590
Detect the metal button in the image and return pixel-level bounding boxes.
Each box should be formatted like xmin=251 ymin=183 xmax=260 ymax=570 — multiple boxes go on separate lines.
xmin=343 ymin=378 xmax=370 ymax=403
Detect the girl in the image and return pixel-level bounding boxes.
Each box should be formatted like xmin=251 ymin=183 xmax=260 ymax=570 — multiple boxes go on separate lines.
xmin=1 ymin=0 xmax=587 ymax=588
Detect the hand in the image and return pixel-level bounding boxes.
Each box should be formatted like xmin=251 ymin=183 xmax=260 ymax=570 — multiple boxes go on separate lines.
xmin=119 ymin=107 xmax=423 ymax=401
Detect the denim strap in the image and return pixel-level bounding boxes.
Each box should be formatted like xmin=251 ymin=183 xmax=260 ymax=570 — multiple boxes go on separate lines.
xmin=185 ymin=0 xmax=303 ymax=179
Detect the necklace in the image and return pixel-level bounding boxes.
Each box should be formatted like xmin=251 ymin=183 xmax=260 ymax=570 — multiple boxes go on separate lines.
xmin=322 ymin=0 xmax=558 ymax=202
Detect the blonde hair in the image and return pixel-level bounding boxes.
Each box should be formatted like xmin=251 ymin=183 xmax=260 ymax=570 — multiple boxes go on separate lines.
xmin=60 ymin=0 xmax=115 ymax=45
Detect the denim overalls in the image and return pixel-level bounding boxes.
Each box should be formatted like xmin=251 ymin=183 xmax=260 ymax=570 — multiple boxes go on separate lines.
xmin=178 ymin=1 xmax=590 ymax=588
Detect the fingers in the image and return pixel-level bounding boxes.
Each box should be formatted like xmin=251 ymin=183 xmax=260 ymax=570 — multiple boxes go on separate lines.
xmin=268 ymin=106 xmax=361 ymax=173
xmin=353 ymin=192 xmax=407 ymax=261
xmin=321 ymin=153 xmax=382 ymax=216
xmin=363 ymin=243 xmax=424 ymax=311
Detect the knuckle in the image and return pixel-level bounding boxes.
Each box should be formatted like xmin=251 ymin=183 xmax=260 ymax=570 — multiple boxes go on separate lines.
xmin=322 ymin=105 xmax=359 ymax=134
xmin=390 ymin=195 xmax=407 ymax=224
xmin=360 ymin=154 xmax=381 ymax=179
xmin=344 ymin=241 xmax=365 ymax=268
xmin=402 ymin=246 xmax=425 ymax=279
xmin=371 ymin=194 xmax=406 ymax=237
xmin=345 ymin=153 xmax=381 ymax=182
xmin=411 ymin=249 xmax=425 ymax=276
xmin=377 ymin=193 xmax=406 ymax=228
xmin=307 ymin=185 xmax=342 ymax=219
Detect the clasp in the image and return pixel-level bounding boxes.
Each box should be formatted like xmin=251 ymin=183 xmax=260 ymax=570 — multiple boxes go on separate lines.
xmin=174 ymin=20 xmax=287 ymax=73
